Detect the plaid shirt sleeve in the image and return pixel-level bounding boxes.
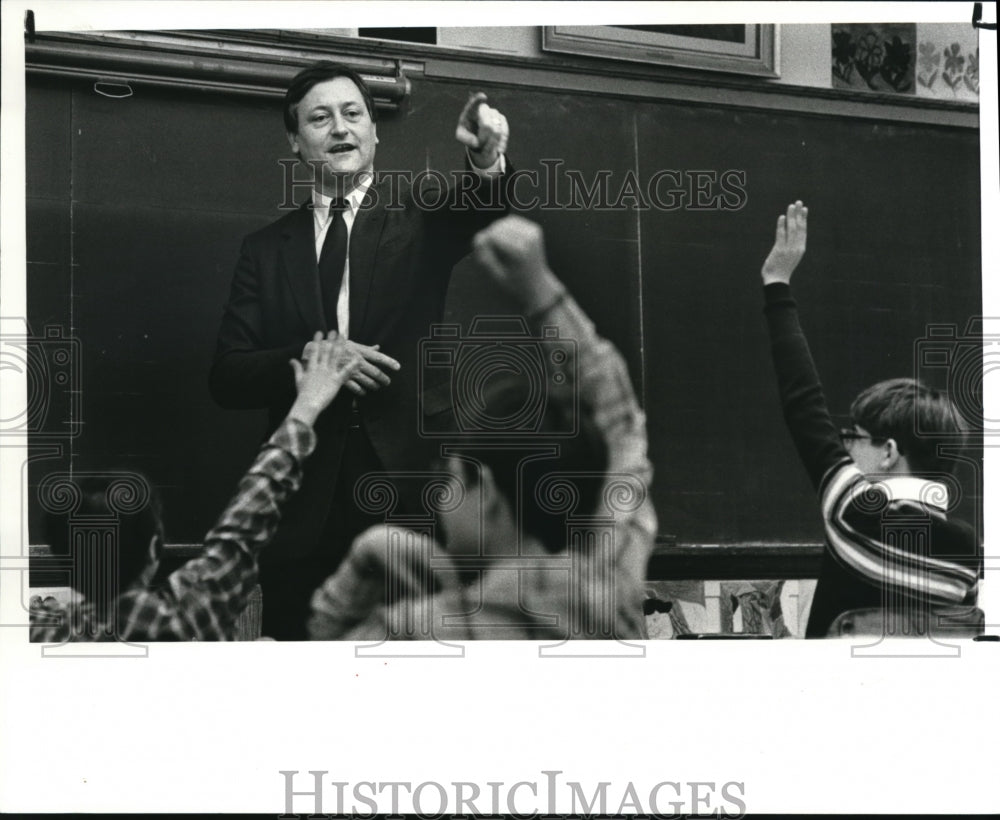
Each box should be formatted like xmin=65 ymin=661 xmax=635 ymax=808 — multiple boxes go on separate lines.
xmin=305 ymin=292 xmax=656 ymax=642
xmin=536 ymin=294 xmax=657 ymax=638
xmin=29 ymin=418 xmax=315 ymax=642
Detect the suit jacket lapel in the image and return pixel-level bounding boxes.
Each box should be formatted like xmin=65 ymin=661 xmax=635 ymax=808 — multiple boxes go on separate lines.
xmin=280 ymin=203 xmax=327 ymax=334
xmin=348 ymin=179 xmax=390 ymax=341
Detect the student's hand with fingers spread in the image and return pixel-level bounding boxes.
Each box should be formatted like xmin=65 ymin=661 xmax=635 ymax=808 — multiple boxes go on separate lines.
xmin=302 ymin=333 xmax=401 ymax=397
xmin=472 ymin=215 xmax=565 ymax=314
xmin=288 ymin=331 xmax=364 ymax=426
xmin=762 ymin=200 xmax=808 ymax=286
xmin=456 ymin=91 xmax=509 ymax=169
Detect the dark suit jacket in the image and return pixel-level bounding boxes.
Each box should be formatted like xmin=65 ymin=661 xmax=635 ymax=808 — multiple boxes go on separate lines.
xmin=210 ymin=168 xmax=509 ymax=562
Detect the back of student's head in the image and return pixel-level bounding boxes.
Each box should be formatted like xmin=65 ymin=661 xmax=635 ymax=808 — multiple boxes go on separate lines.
xmin=43 ymin=474 xmax=164 ymax=597
xmin=643 ymin=597 xmax=672 ymax=616
xmin=464 ymin=373 xmax=609 ymax=553
xmin=850 ymin=377 xmax=966 ymax=477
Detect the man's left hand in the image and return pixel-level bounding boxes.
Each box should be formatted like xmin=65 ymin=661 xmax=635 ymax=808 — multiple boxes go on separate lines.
xmin=456 ymin=92 xmax=509 ymax=169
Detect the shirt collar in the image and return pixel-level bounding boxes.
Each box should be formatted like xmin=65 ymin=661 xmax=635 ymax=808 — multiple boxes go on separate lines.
xmin=878 ymin=475 xmax=950 ymax=511
xmin=312 ymin=172 xmax=373 ymax=218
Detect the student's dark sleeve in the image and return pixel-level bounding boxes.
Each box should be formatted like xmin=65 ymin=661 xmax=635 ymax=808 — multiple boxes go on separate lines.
xmin=763 ymin=282 xmax=851 ymax=490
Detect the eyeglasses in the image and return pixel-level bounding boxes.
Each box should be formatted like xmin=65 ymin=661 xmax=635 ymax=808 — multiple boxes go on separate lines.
xmin=838 ymin=428 xmax=886 ymax=445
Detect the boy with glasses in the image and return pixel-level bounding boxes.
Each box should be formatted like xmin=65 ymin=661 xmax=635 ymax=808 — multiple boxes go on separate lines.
xmin=760 ymin=201 xmax=981 ymax=637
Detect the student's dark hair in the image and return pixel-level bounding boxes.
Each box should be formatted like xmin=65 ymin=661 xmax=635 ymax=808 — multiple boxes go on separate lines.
xmin=452 ymin=373 xmax=609 ymax=554
xmin=43 ymin=474 xmax=164 ymax=597
xmin=850 ymin=377 xmax=966 ymax=477
xmin=643 ymin=597 xmax=672 ymax=615
xmin=283 ymin=61 xmax=377 ymax=134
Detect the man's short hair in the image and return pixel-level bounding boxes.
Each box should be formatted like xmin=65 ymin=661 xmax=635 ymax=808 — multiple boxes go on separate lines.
xmin=283 ymin=61 xmax=378 ymax=134
xmin=850 ymin=377 xmax=966 ymax=476
xmin=456 ymin=374 xmax=609 ymax=554
xmin=43 ymin=475 xmax=163 ymax=595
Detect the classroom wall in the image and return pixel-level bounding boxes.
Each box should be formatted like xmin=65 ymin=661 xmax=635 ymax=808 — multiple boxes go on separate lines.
xmin=433 ymin=23 xmax=981 ymax=103
xmin=25 ymin=31 xmax=982 ymax=550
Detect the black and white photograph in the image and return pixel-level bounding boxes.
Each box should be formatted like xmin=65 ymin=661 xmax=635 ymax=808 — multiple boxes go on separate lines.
xmin=1 ymin=1 xmax=997 ymax=815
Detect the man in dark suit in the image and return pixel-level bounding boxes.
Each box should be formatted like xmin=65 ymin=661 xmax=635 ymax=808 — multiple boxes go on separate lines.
xmin=210 ymin=62 xmax=511 ymax=639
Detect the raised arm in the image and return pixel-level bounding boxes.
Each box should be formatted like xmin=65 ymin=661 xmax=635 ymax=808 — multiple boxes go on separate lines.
xmin=456 ymin=91 xmax=509 ymax=171
xmin=420 ymin=93 xmax=514 ymax=279
xmin=33 ymin=335 xmax=362 ymax=642
xmin=759 ymin=203 xmax=978 ymax=607
xmin=472 ymin=216 xmax=657 ymax=636
xmin=761 ymin=201 xmax=851 ymax=489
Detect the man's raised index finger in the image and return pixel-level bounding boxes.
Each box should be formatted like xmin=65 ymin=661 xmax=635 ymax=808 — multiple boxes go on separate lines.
xmin=463 ymin=91 xmax=488 ymax=121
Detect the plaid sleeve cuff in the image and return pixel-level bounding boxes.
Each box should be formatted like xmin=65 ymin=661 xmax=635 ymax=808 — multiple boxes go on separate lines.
xmin=267 ymin=417 xmax=317 ymax=462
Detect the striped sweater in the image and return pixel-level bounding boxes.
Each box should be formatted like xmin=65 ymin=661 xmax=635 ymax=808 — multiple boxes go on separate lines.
xmin=763 ymin=283 xmax=980 ymax=637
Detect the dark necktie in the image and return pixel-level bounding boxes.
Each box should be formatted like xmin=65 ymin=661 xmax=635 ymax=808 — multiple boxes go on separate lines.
xmin=318 ymin=198 xmax=348 ymax=331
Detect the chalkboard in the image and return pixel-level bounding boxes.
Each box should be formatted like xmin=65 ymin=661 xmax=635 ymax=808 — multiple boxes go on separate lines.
xmin=25 ymin=71 xmax=982 ymax=549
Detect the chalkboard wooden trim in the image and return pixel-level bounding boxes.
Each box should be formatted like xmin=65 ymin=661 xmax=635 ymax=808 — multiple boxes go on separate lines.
xmin=421 ymin=55 xmax=978 ymax=129
xmin=28 ymin=541 xmax=827 ymax=585
xmin=24 ymin=31 xmax=411 ymax=110
xmin=648 ymin=541 xmax=825 ymax=580
xmin=24 ymin=29 xmax=977 ymax=129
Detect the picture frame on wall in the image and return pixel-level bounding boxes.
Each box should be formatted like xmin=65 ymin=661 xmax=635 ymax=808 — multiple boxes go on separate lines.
xmin=542 ymin=24 xmax=779 ymax=77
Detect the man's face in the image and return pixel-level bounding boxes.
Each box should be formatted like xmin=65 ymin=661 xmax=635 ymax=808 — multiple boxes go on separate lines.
xmin=287 ymin=77 xmax=378 ymax=192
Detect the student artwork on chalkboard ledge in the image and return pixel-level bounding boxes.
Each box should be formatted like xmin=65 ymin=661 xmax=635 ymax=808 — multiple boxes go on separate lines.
xmin=644 ymin=581 xmax=812 ymax=639
xmin=831 ymin=23 xmax=917 ymax=95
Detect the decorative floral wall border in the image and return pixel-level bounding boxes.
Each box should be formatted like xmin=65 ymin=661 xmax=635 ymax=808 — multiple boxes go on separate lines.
xmin=917 ymin=41 xmax=979 ymax=95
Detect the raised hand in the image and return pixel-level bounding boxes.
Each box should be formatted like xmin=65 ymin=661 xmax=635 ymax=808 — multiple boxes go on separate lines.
xmin=302 ymin=335 xmax=401 ymax=397
xmin=288 ymin=331 xmax=364 ymax=426
xmin=472 ymin=215 xmax=565 ymax=313
xmin=762 ymin=200 xmax=808 ymax=285
xmin=455 ymin=91 xmax=509 ymax=169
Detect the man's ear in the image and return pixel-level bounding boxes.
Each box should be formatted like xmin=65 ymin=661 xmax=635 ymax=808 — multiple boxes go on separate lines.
xmin=881 ymin=438 xmax=903 ymax=472
xmin=286 ymin=131 xmax=300 ymax=154
xmin=374 ymin=123 xmax=379 ymax=145
xmin=148 ymin=533 xmax=162 ymax=562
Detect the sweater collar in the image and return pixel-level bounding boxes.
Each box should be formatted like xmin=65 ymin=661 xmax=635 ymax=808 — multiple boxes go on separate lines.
xmin=877 ymin=475 xmax=950 ymax=511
